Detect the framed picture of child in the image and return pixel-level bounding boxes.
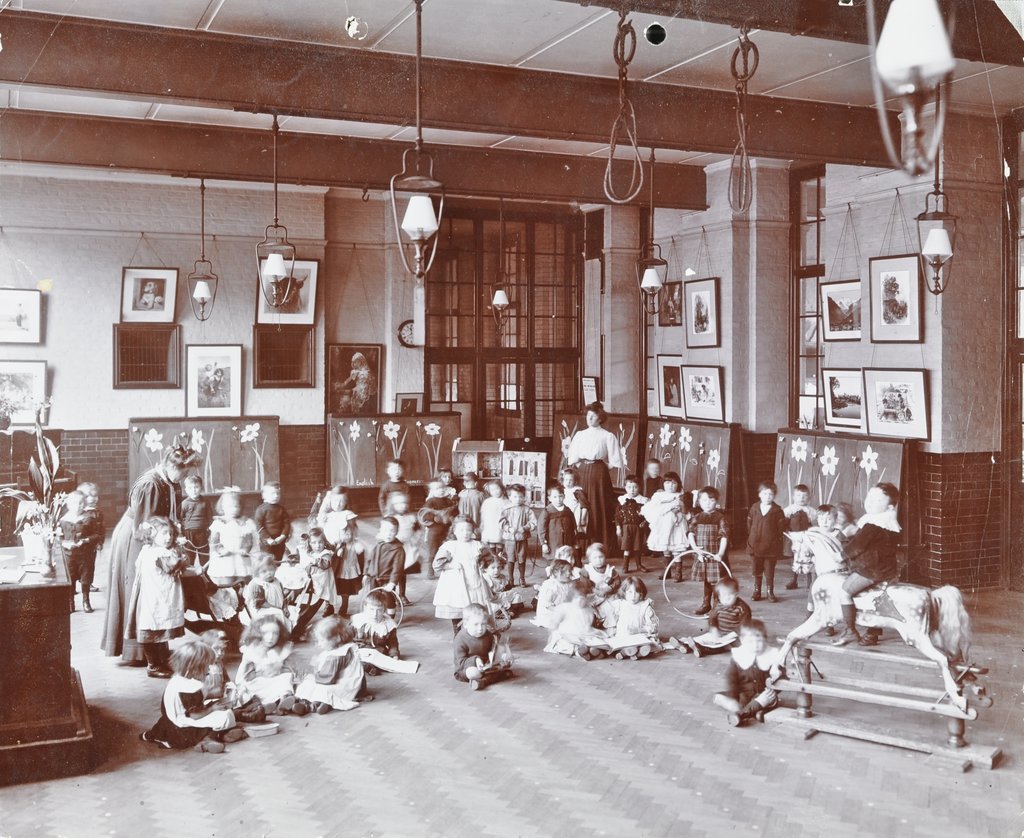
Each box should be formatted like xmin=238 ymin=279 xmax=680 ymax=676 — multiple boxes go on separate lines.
xmin=186 ymin=344 xmax=243 ymax=417
xmin=684 ymin=277 xmax=721 ymax=348
xmin=863 ymin=367 xmax=930 ymax=440
xmin=327 ymin=343 xmax=382 ymax=416
xmin=657 ymin=281 xmax=683 ymax=328
xmin=656 ymin=355 xmax=685 ymax=419
xmin=120 ymin=267 xmax=178 ymax=323
xmin=255 ymin=259 xmax=319 ymax=326
xmin=681 ymin=365 xmax=725 ymax=423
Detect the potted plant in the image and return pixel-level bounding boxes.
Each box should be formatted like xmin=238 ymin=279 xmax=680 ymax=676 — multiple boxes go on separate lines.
xmin=0 ymin=393 xmax=16 ymax=431
xmin=0 ymin=405 xmax=64 ymax=576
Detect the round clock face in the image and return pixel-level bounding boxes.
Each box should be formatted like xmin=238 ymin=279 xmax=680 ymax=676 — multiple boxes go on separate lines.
xmin=398 ymin=319 xmax=416 ymax=348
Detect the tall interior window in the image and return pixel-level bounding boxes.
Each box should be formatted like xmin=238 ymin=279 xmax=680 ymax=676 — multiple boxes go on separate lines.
xmin=790 ymin=165 xmax=826 ymax=428
xmin=425 ymin=206 xmax=582 ymax=440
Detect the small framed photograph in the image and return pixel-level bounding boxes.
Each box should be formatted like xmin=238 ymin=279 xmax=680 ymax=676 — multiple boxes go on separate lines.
xmin=819 ymin=280 xmax=862 ymax=341
xmin=327 ymin=343 xmax=382 ymax=416
xmin=657 ymin=281 xmax=683 ymax=327
xmin=0 ymin=288 xmax=42 ymax=344
xmin=395 ymin=392 xmax=423 ymax=415
xmin=186 ymin=344 xmax=243 ymax=417
xmin=863 ymin=368 xmax=929 ymax=440
xmin=0 ymin=360 xmax=46 ymax=425
xmin=684 ymin=277 xmax=721 ymax=348
xmin=869 ymin=254 xmax=923 ymax=343
xmin=255 ymin=259 xmax=319 ymax=325
xmin=656 ymin=355 xmax=685 ymax=419
xmin=822 ymin=367 xmax=864 ymax=430
xmin=681 ymin=365 xmax=725 ymax=423
xmin=121 ymin=268 xmax=178 ymax=323
xmin=582 ymin=376 xmax=599 ymax=406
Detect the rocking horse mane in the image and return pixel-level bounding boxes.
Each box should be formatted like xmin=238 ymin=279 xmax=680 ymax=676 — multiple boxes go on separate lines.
xmin=930 ymin=585 xmax=971 ymax=664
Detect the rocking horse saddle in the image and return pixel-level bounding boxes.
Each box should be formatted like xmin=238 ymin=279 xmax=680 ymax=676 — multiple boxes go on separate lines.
xmin=852 ymin=582 xmax=904 ymax=621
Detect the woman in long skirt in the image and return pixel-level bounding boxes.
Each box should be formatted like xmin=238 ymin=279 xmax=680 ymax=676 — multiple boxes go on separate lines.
xmin=566 ymin=402 xmax=624 ymax=549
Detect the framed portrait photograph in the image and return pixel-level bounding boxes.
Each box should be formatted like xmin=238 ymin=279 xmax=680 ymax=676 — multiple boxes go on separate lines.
xmin=682 ymin=365 xmax=725 ymax=423
xmin=822 ymin=367 xmax=864 ymax=430
xmin=255 ymin=259 xmax=319 ymax=326
xmin=327 ymin=343 xmax=382 ymax=416
xmin=819 ymin=280 xmax=862 ymax=341
xmin=121 ymin=268 xmax=178 ymax=323
xmin=186 ymin=344 xmax=243 ymax=417
xmin=656 ymin=355 xmax=685 ymax=419
xmin=684 ymin=277 xmax=721 ymax=348
xmin=657 ymin=281 xmax=683 ymax=327
xmin=868 ymin=254 xmax=923 ymax=343
xmin=863 ymin=368 xmax=930 ymax=440
xmin=0 ymin=288 xmax=42 ymax=344
xmin=395 ymin=392 xmax=423 ymax=415
xmin=0 ymin=360 xmax=46 ymax=425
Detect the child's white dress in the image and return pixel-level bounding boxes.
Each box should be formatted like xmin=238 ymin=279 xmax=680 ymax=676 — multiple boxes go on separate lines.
xmin=299 ymin=546 xmax=338 ymax=604
xmin=319 ymin=508 xmax=358 ymax=547
xmin=235 ymin=642 xmax=295 ymax=704
xmin=532 ymin=576 xmax=572 ymax=630
xmin=642 ymin=490 xmax=688 ymax=553
xmin=432 ymin=539 xmax=487 ymax=619
xmin=544 ymin=600 xmax=610 ymax=655
xmin=128 ymin=544 xmax=185 ymax=641
xmin=479 ymin=497 xmax=509 ymax=545
xmin=615 ymin=597 xmax=660 ymax=639
xmin=208 ymin=515 xmax=258 ymax=582
xmin=295 ymin=643 xmax=363 ymax=711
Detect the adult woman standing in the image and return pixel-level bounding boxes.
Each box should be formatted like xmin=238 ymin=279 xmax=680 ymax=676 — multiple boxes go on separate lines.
xmin=101 ymin=445 xmax=199 ymax=668
xmin=566 ymin=402 xmax=624 ymax=548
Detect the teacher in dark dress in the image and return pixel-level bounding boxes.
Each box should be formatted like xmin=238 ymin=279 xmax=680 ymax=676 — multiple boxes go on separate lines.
xmin=566 ymin=402 xmax=624 ymax=549
xmin=101 ymin=445 xmax=198 ymax=666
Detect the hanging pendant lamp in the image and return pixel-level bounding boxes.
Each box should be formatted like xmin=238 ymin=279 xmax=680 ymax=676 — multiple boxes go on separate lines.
xmin=491 ymin=198 xmax=512 ymax=333
xmin=187 ymin=178 xmax=219 ymax=322
xmin=636 ymin=149 xmax=667 ymax=315
xmin=255 ymin=115 xmax=297 ymax=309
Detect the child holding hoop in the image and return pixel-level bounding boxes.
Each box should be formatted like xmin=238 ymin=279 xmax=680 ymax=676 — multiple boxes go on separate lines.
xmin=687 ymin=486 xmax=730 ymax=616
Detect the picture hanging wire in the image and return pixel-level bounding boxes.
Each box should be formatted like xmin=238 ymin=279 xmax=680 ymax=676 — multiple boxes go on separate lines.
xmin=603 ymin=10 xmax=644 ymax=204
xmin=692 ymin=226 xmax=715 ymax=278
xmin=878 ymin=187 xmax=914 ymax=257
xmin=728 ymin=26 xmax=759 ymax=214
xmin=827 ymin=203 xmax=863 ymax=281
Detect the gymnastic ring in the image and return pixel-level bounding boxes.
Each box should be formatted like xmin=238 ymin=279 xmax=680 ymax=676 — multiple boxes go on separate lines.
xmin=363 ymin=585 xmax=405 ymax=627
xmin=660 ymin=550 xmax=733 ymax=620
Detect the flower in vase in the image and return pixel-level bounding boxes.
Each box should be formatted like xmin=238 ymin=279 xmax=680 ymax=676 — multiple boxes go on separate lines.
xmin=144 ymin=428 xmax=164 ymax=452
xmin=679 ymin=427 xmax=692 ymax=452
xmin=707 ymin=448 xmax=721 ymax=471
xmin=240 ymin=423 xmax=260 ymax=443
xmin=424 ymin=423 xmax=441 ymax=437
xmin=383 ymin=421 xmax=401 ymax=441
xmin=348 ymin=421 xmax=361 ymax=442
xmin=791 ymin=437 xmax=809 ymax=463
xmin=860 ymin=445 xmax=879 ymax=477
xmin=659 ymin=424 xmax=674 ymax=448
xmin=820 ymin=445 xmax=839 ymax=477
xmin=190 ymin=428 xmax=205 ymax=453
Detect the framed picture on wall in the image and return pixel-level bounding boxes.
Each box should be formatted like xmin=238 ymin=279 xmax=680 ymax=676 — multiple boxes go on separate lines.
xmin=656 ymin=355 xmax=685 ymax=419
xmin=822 ymin=367 xmax=864 ymax=429
xmin=684 ymin=277 xmax=721 ymax=348
xmin=0 ymin=360 xmax=46 ymax=425
xmin=395 ymin=392 xmax=423 ymax=415
xmin=819 ymin=280 xmax=862 ymax=341
xmin=255 ymin=259 xmax=319 ymax=325
xmin=120 ymin=267 xmax=178 ymax=323
xmin=681 ymin=365 xmax=725 ymax=423
xmin=863 ymin=367 xmax=929 ymax=440
xmin=582 ymin=376 xmax=599 ymax=406
xmin=0 ymin=288 xmax=42 ymax=344
xmin=327 ymin=343 xmax=382 ymax=416
xmin=657 ymin=281 xmax=683 ymax=327
xmin=186 ymin=344 xmax=243 ymax=417
xmin=868 ymin=254 xmax=923 ymax=343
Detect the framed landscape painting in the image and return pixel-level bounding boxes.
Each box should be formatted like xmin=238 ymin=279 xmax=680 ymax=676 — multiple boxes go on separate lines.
xmin=822 ymin=367 xmax=863 ymax=430
xmin=681 ymin=365 xmax=725 ymax=423
xmin=819 ymin=280 xmax=861 ymax=341
xmin=863 ymin=368 xmax=929 ymax=440
xmin=684 ymin=277 xmax=720 ymax=348
xmin=186 ymin=344 xmax=243 ymax=417
xmin=121 ymin=267 xmax=178 ymax=323
xmin=869 ymin=255 xmax=922 ymax=343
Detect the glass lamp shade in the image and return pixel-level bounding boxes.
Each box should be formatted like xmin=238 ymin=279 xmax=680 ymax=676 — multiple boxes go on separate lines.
xmin=187 ymin=265 xmax=218 ymax=322
xmin=917 ymin=206 xmax=957 ymax=294
xmin=492 ymin=288 xmax=511 ymax=310
xmin=263 ymin=253 xmax=288 ymax=280
xmin=400 ymin=194 xmax=440 ymax=243
xmin=640 ymin=266 xmax=664 ymax=294
xmin=389 ymin=149 xmax=446 ymax=280
xmin=256 ymin=227 xmax=297 ymax=309
xmin=876 ymin=0 xmax=954 ymax=93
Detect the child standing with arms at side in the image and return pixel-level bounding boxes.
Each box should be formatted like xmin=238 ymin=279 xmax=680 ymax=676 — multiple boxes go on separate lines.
xmin=207 ymin=488 xmax=258 ymax=587
xmin=433 ymin=516 xmax=488 ymax=634
xmin=560 ymin=467 xmax=591 ymax=557
xmin=363 ymin=516 xmax=405 ymax=618
xmin=539 ymin=484 xmax=578 ymax=565
xmin=60 ymin=489 xmax=103 ymax=613
xmin=378 ymin=459 xmax=410 ymax=516
xmin=458 ymin=472 xmax=486 ymax=532
xmin=388 ymin=491 xmax=418 ymax=603
xmin=688 ymin=486 xmax=730 ymax=615
xmin=783 ymin=483 xmax=816 ymax=591
xmin=747 ymin=480 xmax=786 ymax=603
xmin=179 ymin=475 xmax=211 ymax=568
xmin=614 ymin=475 xmax=648 ymax=573
xmin=642 ymin=471 xmax=689 ymax=582
xmin=78 ymin=481 xmax=105 ymax=597
xmin=499 ymin=483 xmax=538 ymax=588
xmin=478 ymin=479 xmax=508 ymax=556
xmin=254 ymin=481 xmax=291 ymax=564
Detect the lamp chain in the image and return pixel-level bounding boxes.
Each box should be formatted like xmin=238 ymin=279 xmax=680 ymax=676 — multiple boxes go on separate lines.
xmin=272 ymin=115 xmax=279 ymax=226
xmin=199 ymin=179 xmax=207 ymax=261
xmin=728 ymin=26 xmax=758 ymax=213
xmin=415 ymin=0 xmax=424 ymax=155
xmin=603 ymin=10 xmax=643 ymax=204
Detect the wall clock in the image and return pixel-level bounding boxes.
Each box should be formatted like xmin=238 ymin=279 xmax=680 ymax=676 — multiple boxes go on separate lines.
xmin=397 ymin=319 xmax=417 ymax=348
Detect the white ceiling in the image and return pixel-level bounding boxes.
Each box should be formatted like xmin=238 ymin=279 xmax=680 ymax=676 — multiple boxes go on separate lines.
xmin=2 ymin=0 xmax=1021 ymax=168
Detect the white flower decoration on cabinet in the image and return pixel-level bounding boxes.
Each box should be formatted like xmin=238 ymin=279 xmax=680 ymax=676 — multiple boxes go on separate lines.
xmin=144 ymin=428 xmax=163 ymax=452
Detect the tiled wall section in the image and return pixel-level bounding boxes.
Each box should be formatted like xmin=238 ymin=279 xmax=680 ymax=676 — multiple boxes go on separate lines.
xmin=916 ymin=451 xmax=1002 ymax=590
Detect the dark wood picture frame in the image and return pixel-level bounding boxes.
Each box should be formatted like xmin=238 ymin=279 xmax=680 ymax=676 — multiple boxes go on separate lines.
xmin=657 ymin=281 xmax=683 ymax=327
xmin=821 ymin=366 xmax=863 ymax=430
xmin=862 ymin=367 xmax=930 ymax=440
xmin=868 ymin=254 xmax=923 ymax=343
xmin=255 ymin=258 xmax=319 ymax=325
xmin=684 ymin=276 xmax=721 ymax=348
xmin=0 ymin=288 xmax=43 ymax=344
xmin=252 ymin=325 xmax=315 ymax=388
xmin=112 ymin=324 xmax=181 ymax=389
xmin=327 ymin=343 xmax=382 ymax=416
xmin=819 ymin=279 xmax=862 ymax=342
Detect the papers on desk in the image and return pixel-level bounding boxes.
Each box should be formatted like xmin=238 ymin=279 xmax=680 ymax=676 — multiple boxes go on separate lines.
xmin=0 ymin=568 xmax=26 ymax=584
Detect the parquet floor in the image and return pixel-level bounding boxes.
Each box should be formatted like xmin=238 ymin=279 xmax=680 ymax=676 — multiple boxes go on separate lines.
xmin=1 ymin=526 xmax=1022 ymax=838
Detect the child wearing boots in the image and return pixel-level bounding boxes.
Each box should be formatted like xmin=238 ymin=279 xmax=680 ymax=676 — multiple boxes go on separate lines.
xmin=614 ymin=475 xmax=648 ymax=573
xmin=783 ymin=484 xmax=816 ymax=591
xmin=499 ymin=483 xmax=538 ymax=588
xmin=59 ymin=489 xmax=103 ymax=613
xmin=712 ymin=618 xmax=780 ymax=727
xmin=179 ymin=475 xmax=211 ymax=568
xmin=687 ymin=486 xmax=729 ymax=615
xmin=254 ymin=481 xmax=291 ymax=564
xmin=746 ymin=480 xmax=786 ymax=603
xmin=363 ymin=516 xmax=405 ymax=618
xmin=539 ymin=484 xmax=578 ymax=565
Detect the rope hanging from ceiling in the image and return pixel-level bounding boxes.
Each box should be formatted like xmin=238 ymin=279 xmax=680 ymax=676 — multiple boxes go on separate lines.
xmin=728 ymin=26 xmax=759 ymax=213
xmin=603 ymin=10 xmax=644 ymax=205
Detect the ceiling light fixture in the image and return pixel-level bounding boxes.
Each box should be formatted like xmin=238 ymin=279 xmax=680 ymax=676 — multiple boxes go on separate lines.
xmin=389 ymin=0 xmax=444 ymax=283
xmin=255 ymin=115 xmax=297 ymax=310
xmin=187 ymin=178 xmax=218 ymax=322
xmin=492 ymin=198 xmax=512 ymax=333
xmin=636 ymin=149 xmax=667 ymax=315
xmin=917 ymin=139 xmax=957 ymax=295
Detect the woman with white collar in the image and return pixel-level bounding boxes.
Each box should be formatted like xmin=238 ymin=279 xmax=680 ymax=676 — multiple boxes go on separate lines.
xmin=566 ymin=402 xmax=624 ymax=548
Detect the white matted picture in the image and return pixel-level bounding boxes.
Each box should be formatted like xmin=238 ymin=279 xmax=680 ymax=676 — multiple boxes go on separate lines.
xmin=656 ymin=355 xmax=685 ymax=419
xmin=255 ymin=259 xmax=319 ymax=325
xmin=0 ymin=360 xmax=46 ymax=425
xmin=684 ymin=277 xmax=720 ymax=348
xmin=121 ymin=267 xmax=178 ymax=323
xmin=819 ymin=280 xmax=862 ymax=341
xmin=0 ymin=288 xmax=42 ymax=344
xmin=186 ymin=344 xmax=243 ymax=417
xmin=863 ymin=368 xmax=929 ymax=440
xmin=822 ymin=367 xmax=863 ymax=429
xmin=682 ymin=365 xmax=725 ymax=423
xmin=869 ymin=254 xmax=922 ymax=343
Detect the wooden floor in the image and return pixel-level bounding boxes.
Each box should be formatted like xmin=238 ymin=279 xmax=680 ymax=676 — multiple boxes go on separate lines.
xmin=1 ymin=529 xmax=1021 ymax=838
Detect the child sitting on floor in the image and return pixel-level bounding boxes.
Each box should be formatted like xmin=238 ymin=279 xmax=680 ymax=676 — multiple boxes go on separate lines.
xmin=236 ymin=612 xmax=309 ymax=716
xmin=577 ymin=543 xmax=620 ymax=628
xmin=612 ymin=576 xmax=661 ymax=659
xmin=453 ymin=603 xmax=513 ymax=691
xmin=533 ymin=558 xmax=574 ymax=630
xmin=243 ymin=554 xmax=290 ymax=626
xmin=712 ymin=618 xmax=779 ymax=727
xmin=481 ymin=554 xmax=531 ymax=624
xmin=295 ymin=615 xmax=368 ymax=713
xmin=544 ymin=578 xmax=610 ymax=659
xmin=351 ymin=589 xmax=401 ymax=675
xmin=674 ymin=576 xmax=751 ymax=657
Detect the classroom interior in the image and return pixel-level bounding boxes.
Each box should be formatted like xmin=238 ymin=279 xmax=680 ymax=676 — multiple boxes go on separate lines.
xmin=0 ymin=2 xmax=1023 ymax=836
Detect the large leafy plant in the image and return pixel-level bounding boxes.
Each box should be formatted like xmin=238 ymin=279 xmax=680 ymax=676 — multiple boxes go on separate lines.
xmin=0 ymin=409 xmax=65 ymax=543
